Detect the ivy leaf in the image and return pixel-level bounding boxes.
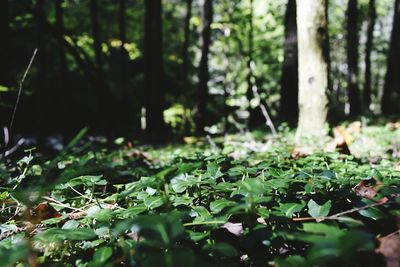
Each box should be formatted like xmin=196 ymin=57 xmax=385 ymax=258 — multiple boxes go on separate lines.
xmin=307 ymin=199 xmax=331 ymax=218
xmin=278 ymin=202 xmax=305 ymax=218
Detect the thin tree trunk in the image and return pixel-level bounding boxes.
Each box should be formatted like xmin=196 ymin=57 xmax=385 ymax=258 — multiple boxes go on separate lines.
xmin=144 ymin=0 xmax=167 ymax=137
xmin=246 ymin=0 xmax=264 ymax=128
xmin=34 ymin=0 xmax=47 ymax=137
xmin=34 ymin=0 xmax=46 ymax=93
xmin=54 ymin=0 xmax=67 ymax=76
xmin=381 ymin=0 xmax=400 ymax=114
xmin=196 ymin=0 xmax=213 ymax=133
xmin=181 ymin=0 xmax=193 ymax=133
xmin=118 ymin=0 xmax=132 ymax=130
xmin=295 ymin=0 xmax=329 ymax=140
xmin=0 ymin=0 xmax=10 ymax=86
xmin=182 ymin=0 xmax=193 ymax=93
xmin=346 ymin=0 xmax=361 ymax=116
xmin=90 ymin=0 xmax=112 ymax=134
xmin=363 ymin=0 xmax=376 ymax=111
xmin=90 ymin=0 xmax=103 ymax=70
xmin=279 ymin=0 xmax=298 ymax=125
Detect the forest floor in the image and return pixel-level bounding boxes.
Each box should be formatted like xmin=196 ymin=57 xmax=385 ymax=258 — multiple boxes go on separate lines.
xmin=1 ymin=121 xmax=400 ymax=267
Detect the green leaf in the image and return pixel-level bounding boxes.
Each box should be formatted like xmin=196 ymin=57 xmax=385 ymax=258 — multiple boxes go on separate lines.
xmin=203 ymin=242 xmax=238 ymax=257
xmin=87 ymin=206 xmax=114 ymax=222
xmin=275 ymin=255 xmax=307 ymax=267
xmin=209 ymin=199 xmax=236 ymax=213
xmin=144 ymin=196 xmax=164 ymax=209
xmin=278 ymin=202 xmax=305 ymax=218
xmin=358 ymin=206 xmax=386 ymax=220
xmin=93 ymin=246 xmax=112 ymax=264
xmin=307 ymin=199 xmax=331 ymax=218
xmin=35 ymin=228 xmax=96 ymax=243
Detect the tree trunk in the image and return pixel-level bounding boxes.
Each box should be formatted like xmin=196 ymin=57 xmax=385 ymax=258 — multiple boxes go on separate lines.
xmin=295 ymin=0 xmax=329 ymax=140
xmin=0 ymin=0 xmax=10 ymax=86
xmin=246 ymin=0 xmax=264 ymax=128
xmin=196 ymin=0 xmax=213 ymax=133
xmin=118 ymin=0 xmax=133 ymax=131
xmin=144 ymin=0 xmax=167 ymax=137
xmin=381 ymin=0 xmax=400 ymax=114
xmin=181 ymin=0 xmax=193 ymax=133
xmin=54 ymin=0 xmax=67 ymax=76
xmin=34 ymin=0 xmax=48 ymax=137
xmin=90 ymin=0 xmax=103 ymax=70
xmin=279 ymin=0 xmax=298 ymax=125
xmin=89 ymin=0 xmax=113 ymax=134
xmin=346 ymin=0 xmax=361 ymax=116
xmin=182 ymin=0 xmax=193 ymax=93
xmin=363 ymin=0 xmax=376 ymax=111
xmin=34 ymin=0 xmax=47 ymax=93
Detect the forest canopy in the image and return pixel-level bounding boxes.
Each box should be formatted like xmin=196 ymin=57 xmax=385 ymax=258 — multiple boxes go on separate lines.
xmin=0 ymin=0 xmax=398 ymax=139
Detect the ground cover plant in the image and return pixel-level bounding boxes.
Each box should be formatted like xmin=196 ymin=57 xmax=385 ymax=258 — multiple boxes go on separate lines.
xmin=1 ymin=124 xmax=399 ymax=267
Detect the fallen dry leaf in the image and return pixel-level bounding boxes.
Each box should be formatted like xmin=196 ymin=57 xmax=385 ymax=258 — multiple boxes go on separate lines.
xmin=222 ymin=222 xmax=244 ymax=236
xmin=353 ymin=178 xmax=383 ymax=199
xmin=377 ymin=233 xmax=400 ymax=267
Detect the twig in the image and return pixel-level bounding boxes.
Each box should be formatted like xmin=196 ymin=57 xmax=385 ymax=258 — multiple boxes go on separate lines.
xmin=206 ymin=135 xmax=218 ymax=152
xmin=42 ymin=196 xmax=85 ymax=212
xmin=183 ymin=220 xmax=226 ymax=227
xmin=4 ymin=138 xmax=25 ymax=157
xmin=379 ymin=229 xmax=400 ymax=240
xmin=251 ymin=85 xmax=277 ymax=136
xmin=1 ymin=49 xmax=38 ymax=161
xmin=293 ymin=201 xmax=388 ymax=222
xmin=9 ymin=48 xmax=38 ymax=138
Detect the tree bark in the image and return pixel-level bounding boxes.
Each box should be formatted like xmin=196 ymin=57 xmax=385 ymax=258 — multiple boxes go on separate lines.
xmin=144 ymin=0 xmax=167 ymax=137
xmin=295 ymin=0 xmax=329 ymax=140
xmin=196 ymin=0 xmax=213 ymax=133
xmin=279 ymin=0 xmax=298 ymax=125
xmin=346 ymin=0 xmax=361 ymax=116
xmin=381 ymin=0 xmax=400 ymax=114
xmin=363 ymin=0 xmax=376 ymax=111
xmin=0 ymin=0 xmax=10 ymax=86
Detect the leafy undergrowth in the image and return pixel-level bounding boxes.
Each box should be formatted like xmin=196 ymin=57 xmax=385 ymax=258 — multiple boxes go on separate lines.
xmin=1 ymin=125 xmax=400 ymax=267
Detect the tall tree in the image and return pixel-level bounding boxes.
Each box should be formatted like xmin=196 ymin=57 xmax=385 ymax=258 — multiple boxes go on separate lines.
xmin=381 ymin=0 xmax=400 ymax=114
xmin=118 ymin=0 xmax=127 ymax=95
xmin=246 ymin=0 xmax=264 ymax=128
xmin=0 ymin=0 xmax=10 ymax=86
xmin=346 ymin=0 xmax=361 ymax=115
xmin=196 ymin=0 xmax=213 ymax=132
xmin=181 ymin=0 xmax=193 ymax=133
xmin=144 ymin=0 xmax=167 ymax=137
xmin=54 ymin=0 xmax=67 ymax=76
xmin=363 ymin=0 xmax=376 ymax=111
xmin=90 ymin=0 xmax=103 ymax=70
xmin=295 ymin=0 xmax=329 ymax=140
xmin=182 ymin=0 xmax=193 ymax=93
xmin=118 ymin=0 xmax=131 ymax=128
xmin=89 ymin=0 xmax=113 ymax=133
xmin=280 ymin=0 xmax=298 ymax=124
xmin=34 ymin=0 xmax=47 ymax=91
